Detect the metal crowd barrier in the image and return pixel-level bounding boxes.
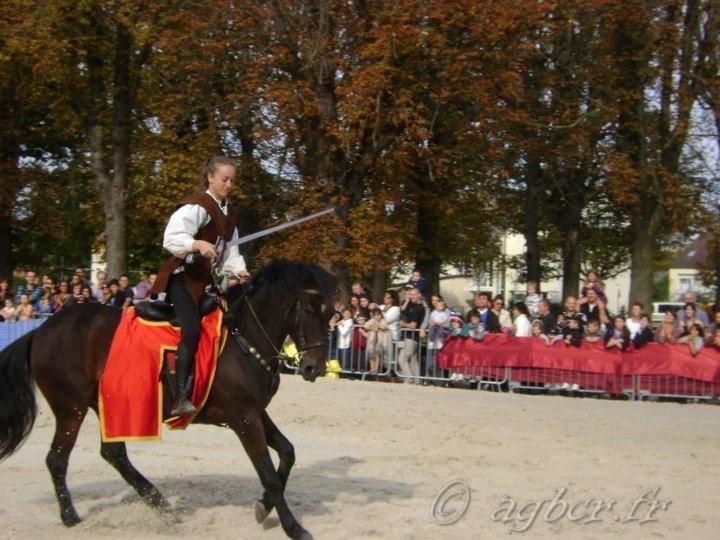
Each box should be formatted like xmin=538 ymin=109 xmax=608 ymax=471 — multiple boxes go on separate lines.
xmin=324 ymin=324 xmax=395 ymax=380
xmin=319 ymin=326 xmax=720 ymax=403
xmin=324 ymin=326 xmax=509 ymax=388
xmin=506 ymin=367 xmax=636 ymax=400
xmin=0 ymin=318 xmax=47 ymax=352
xmin=634 ymin=374 xmax=720 ymax=402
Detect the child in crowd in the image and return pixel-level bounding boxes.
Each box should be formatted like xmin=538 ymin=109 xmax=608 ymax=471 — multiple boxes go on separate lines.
xmin=405 ymin=268 xmax=428 ymax=299
xmin=15 ymin=293 xmax=36 ymax=321
xmin=605 ymin=316 xmax=630 ymax=351
xmin=562 ymin=315 xmax=583 ymax=347
xmin=632 ymin=314 xmax=654 ymax=349
xmin=531 ymin=319 xmax=549 ymax=344
xmin=525 ymin=281 xmax=542 ymax=320
xmin=448 ymin=314 xmax=466 ymax=337
xmin=583 ymin=319 xmax=603 ymax=343
xmin=447 ymin=314 xmax=468 ymax=381
xmin=678 ymin=323 xmax=705 ymax=357
xmin=336 ymin=308 xmax=354 ymax=370
xmin=0 ymin=297 xmax=17 ymax=321
xmin=35 ymin=289 xmax=55 ymax=317
xmin=351 ymin=314 xmax=368 ymax=371
xmin=580 ymin=268 xmax=607 ymax=304
xmin=466 ymin=312 xmax=486 ymax=341
xmin=426 ymin=296 xmax=451 ymax=349
xmin=364 ymin=307 xmax=388 ymax=375
xmin=532 ymin=318 xmax=562 ymax=346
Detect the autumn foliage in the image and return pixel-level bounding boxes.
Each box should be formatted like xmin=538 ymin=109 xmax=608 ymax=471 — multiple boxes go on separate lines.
xmin=0 ymin=0 xmax=717 ymax=306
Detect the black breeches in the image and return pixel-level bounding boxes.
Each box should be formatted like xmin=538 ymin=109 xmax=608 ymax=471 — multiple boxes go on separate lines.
xmin=167 ymin=273 xmax=201 ymax=351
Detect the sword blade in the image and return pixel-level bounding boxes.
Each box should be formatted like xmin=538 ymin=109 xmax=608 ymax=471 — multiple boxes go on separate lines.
xmin=226 ymin=207 xmax=336 ymax=249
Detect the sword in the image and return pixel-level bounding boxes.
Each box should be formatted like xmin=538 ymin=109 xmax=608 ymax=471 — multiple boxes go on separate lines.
xmin=225 ymin=207 xmax=336 ymax=249
xmin=185 ymin=207 xmax=336 ymax=264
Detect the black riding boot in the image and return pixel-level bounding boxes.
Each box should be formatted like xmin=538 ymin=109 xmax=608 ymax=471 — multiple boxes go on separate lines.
xmin=171 ymin=344 xmax=198 ymax=417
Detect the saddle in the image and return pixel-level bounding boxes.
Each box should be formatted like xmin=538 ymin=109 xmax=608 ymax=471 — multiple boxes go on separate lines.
xmin=134 ymin=294 xmax=219 ymax=326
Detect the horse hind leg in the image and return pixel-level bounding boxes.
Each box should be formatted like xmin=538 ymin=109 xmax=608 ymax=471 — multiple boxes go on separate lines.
xmin=45 ymin=409 xmax=87 ymax=526
xmin=255 ymin=410 xmax=295 ymax=524
xmin=100 ymin=441 xmax=172 ymax=516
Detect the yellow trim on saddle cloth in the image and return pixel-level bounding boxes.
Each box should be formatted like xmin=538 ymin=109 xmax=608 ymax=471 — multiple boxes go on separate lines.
xmin=99 ymin=304 xmax=228 ymax=441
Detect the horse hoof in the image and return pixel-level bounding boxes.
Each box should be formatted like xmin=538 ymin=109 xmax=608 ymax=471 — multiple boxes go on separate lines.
xmin=293 ymin=528 xmax=313 ymax=540
xmin=254 ymin=500 xmax=271 ymax=523
xmin=159 ymin=508 xmax=181 ymax=525
xmin=61 ymin=511 xmax=82 ymax=527
xmin=146 ymin=491 xmax=171 ymax=511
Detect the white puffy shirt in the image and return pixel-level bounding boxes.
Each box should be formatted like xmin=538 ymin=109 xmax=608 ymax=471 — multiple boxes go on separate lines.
xmin=163 ymin=190 xmax=247 ymax=276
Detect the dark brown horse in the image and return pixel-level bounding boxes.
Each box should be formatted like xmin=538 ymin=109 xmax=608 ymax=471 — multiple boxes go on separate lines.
xmin=0 ymin=260 xmax=336 ymax=540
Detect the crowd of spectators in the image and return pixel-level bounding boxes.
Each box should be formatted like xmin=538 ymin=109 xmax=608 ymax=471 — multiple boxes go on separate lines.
xmin=326 ymin=269 xmax=720 ymax=383
xmin=0 ymin=268 xmax=156 ymax=322
xmin=4 ymin=265 xmax=719 ymax=365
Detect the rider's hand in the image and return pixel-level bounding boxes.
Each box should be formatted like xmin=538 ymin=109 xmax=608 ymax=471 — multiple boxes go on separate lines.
xmin=193 ymin=240 xmax=216 ymax=259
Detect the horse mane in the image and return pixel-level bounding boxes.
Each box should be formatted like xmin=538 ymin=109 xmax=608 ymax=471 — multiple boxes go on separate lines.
xmin=225 ymin=259 xmax=337 ymax=314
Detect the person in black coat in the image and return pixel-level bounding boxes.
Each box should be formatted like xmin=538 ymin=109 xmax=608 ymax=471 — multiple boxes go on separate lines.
xmin=465 ymin=291 xmax=500 ymax=333
xmin=632 ymin=314 xmax=655 ymax=349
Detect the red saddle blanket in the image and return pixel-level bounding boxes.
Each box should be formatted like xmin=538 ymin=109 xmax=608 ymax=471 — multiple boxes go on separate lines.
xmin=99 ymin=306 xmax=226 ymax=442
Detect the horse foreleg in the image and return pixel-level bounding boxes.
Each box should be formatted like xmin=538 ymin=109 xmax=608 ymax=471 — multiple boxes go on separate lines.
xmin=234 ymin=412 xmax=312 ymax=540
xmin=45 ymin=410 xmax=86 ymax=526
xmin=100 ymin=441 xmax=172 ymax=514
xmin=255 ymin=410 xmax=295 ymax=523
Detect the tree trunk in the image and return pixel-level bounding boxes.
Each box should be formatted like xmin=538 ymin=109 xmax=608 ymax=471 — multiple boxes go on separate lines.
xmin=0 ymin=130 xmax=20 ymax=278
xmin=556 ymin=168 xmax=588 ymax=301
xmin=629 ymin=217 xmax=661 ymax=309
xmin=624 ymin=0 xmax=700 ymax=308
xmin=87 ymin=20 xmax=138 ymax=279
xmin=522 ymin=154 xmax=542 ymax=288
xmin=561 ymin=228 xmax=581 ymax=300
xmin=371 ymin=267 xmax=387 ymax=305
xmin=0 ymin=157 xmax=16 ymax=279
xmin=0 ymin=66 xmax=23 ymax=279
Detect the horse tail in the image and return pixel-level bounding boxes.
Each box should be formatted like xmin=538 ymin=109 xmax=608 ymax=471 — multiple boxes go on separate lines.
xmin=0 ymin=330 xmax=38 ymax=461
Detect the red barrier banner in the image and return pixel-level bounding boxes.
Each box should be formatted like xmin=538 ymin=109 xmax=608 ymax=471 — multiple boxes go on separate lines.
xmin=437 ymin=334 xmax=720 ymax=383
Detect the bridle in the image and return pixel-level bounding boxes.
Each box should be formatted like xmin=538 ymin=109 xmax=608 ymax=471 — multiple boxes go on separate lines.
xmin=290 ymin=288 xmax=328 ymax=356
xmin=224 ymin=285 xmax=327 ymax=374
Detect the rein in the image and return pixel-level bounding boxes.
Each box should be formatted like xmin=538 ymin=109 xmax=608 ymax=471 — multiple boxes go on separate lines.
xmin=218 ymin=285 xmax=325 ymax=374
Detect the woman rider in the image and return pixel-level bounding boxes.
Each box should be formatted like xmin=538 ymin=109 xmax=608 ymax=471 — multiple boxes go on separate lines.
xmin=151 ymin=155 xmax=249 ymax=416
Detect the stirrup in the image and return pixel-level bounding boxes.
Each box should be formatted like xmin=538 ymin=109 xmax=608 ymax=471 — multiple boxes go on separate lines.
xmin=171 ymin=397 xmax=198 ymax=417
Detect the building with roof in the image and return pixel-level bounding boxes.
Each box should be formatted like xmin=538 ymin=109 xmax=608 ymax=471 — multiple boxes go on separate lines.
xmin=668 ymin=234 xmax=712 ymax=301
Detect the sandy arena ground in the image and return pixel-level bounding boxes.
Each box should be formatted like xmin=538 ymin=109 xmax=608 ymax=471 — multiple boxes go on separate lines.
xmin=1 ymin=375 xmax=718 ymax=540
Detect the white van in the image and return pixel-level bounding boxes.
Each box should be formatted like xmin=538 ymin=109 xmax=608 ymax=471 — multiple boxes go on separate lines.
xmin=651 ymin=302 xmax=685 ymax=325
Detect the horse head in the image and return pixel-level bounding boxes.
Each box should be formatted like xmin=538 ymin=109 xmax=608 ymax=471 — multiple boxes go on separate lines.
xmin=286 ymin=262 xmax=338 ymax=381
xmin=229 ymin=260 xmax=337 ymax=381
